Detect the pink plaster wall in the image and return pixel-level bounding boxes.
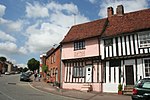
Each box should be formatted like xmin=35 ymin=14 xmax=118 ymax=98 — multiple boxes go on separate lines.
xmin=62 ymin=83 xmax=102 ymax=92
xmin=62 ymin=38 xmax=99 ymax=59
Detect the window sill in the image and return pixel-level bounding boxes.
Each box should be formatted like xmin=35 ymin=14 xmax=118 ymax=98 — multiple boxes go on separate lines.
xmin=74 ymin=48 xmax=86 ymax=51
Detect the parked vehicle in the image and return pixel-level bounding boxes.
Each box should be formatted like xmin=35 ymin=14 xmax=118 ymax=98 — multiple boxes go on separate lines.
xmin=26 ymin=71 xmax=33 ymax=77
xmin=20 ymin=73 xmax=31 ymax=82
xmin=132 ymin=78 xmax=150 ymax=100
xmin=5 ymin=72 xmax=10 ymax=75
xmin=10 ymin=71 xmax=15 ymax=74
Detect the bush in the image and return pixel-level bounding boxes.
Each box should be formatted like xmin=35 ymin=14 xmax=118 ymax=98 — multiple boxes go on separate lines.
xmin=118 ymin=83 xmax=122 ymax=91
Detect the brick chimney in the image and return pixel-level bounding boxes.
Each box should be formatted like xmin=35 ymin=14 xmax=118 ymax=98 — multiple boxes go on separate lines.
xmin=107 ymin=7 xmax=114 ymax=17
xmin=116 ymin=5 xmax=124 ymax=16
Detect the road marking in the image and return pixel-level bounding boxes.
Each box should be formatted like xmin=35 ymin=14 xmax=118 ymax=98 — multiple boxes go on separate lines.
xmin=0 ymin=90 xmax=16 ymax=100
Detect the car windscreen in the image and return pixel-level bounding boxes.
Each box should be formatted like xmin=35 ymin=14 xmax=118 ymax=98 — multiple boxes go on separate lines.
xmin=135 ymin=79 xmax=150 ymax=89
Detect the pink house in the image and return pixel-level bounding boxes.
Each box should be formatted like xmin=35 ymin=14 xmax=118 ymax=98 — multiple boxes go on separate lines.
xmin=60 ymin=19 xmax=107 ymax=92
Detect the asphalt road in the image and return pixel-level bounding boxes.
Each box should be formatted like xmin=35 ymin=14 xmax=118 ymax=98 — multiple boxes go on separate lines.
xmin=0 ymin=74 xmax=78 ymax=100
xmin=0 ymin=74 xmax=132 ymax=100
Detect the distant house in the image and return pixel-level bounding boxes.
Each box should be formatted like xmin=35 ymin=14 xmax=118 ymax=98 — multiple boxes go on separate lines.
xmin=0 ymin=61 xmax=13 ymax=73
xmin=45 ymin=45 xmax=61 ymax=86
xmin=40 ymin=54 xmax=46 ymax=76
xmin=0 ymin=61 xmax=3 ymax=74
xmin=100 ymin=5 xmax=150 ymax=93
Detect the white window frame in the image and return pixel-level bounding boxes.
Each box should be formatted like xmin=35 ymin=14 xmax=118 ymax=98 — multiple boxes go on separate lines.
xmin=74 ymin=40 xmax=85 ymax=50
xmin=138 ymin=31 xmax=150 ymax=48
xmin=143 ymin=58 xmax=150 ymax=78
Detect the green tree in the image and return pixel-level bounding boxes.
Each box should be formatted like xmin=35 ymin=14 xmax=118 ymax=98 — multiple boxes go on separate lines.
xmin=42 ymin=65 xmax=48 ymax=73
xmin=27 ymin=58 xmax=40 ymax=72
xmin=0 ymin=56 xmax=7 ymax=62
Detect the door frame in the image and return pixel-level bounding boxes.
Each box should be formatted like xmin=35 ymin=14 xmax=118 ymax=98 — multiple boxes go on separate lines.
xmin=125 ymin=65 xmax=134 ymax=85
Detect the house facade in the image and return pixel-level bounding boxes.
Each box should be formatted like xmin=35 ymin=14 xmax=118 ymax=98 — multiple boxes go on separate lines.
xmin=0 ymin=61 xmax=3 ymax=74
xmin=45 ymin=46 xmax=61 ymax=86
xmin=61 ymin=19 xmax=107 ymax=92
xmin=40 ymin=54 xmax=46 ymax=76
xmin=40 ymin=5 xmax=150 ymax=93
xmin=100 ymin=5 xmax=150 ymax=93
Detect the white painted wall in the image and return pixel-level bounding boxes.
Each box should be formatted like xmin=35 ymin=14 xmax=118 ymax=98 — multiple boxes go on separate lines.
xmin=103 ymin=83 xmax=118 ymax=93
xmin=137 ymin=58 xmax=143 ymax=80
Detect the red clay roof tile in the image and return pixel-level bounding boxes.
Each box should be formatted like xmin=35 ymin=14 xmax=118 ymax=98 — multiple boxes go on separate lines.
xmin=61 ymin=18 xmax=107 ymax=43
xmin=61 ymin=8 xmax=150 ymax=43
xmin=102 ymin=8 xmax=150 ymax=37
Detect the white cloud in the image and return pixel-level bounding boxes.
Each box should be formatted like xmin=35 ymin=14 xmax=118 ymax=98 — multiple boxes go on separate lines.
xmin=25 ymin=22 xmax=65 ymax=52
xmin=24 ymin=1 xmax=89 ymax=53
xmin=89 ymin=0 xmax=97 ymax=4
xmin=0 ymin=18 xmax=23 ymax=32
xmin=0 ymin=4 xmax=6 ymax=17
xmin=47 ymin=2 xmax=79 ymax=15
xmin=0 ymin=42 xmax=18 ymax=53
xmin=98 ymin=0 xmax=149 ymax=18
xmin=7 ymin=20 xmax=23 ymax=32
xmin=16 ymin=63 xmax=27 ymax=68
xmin=19 ymin=47 xmax=28 ymax=54
xmin=0 ymin=31 xmax=16 ymax=42
xmin=0 ymin=18 xmax=8 ymax=24
xmin=0 ymin=41 xmax=27 ymax=55
xmin=26 ymin=2 xmax=49 ymax=18
xmin=0 ymin=53 xmax=17 ymax=64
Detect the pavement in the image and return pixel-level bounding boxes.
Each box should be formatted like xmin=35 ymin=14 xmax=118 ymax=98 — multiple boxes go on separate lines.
xmin=29 ymin=77 xmax=131 ymax=100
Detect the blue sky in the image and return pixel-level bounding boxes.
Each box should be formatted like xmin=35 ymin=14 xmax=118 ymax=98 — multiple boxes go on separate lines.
xmin=0 ymin=0 xmax=150 ymax=68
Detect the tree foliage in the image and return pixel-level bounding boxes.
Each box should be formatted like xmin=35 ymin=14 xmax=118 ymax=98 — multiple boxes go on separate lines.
xmin=42 ymin=65 xmax=48 ymax=73
xmin=27 ymin=58 xmax=40 ymax=71
xmin=0 ymin=56 xmax=7 ymax=62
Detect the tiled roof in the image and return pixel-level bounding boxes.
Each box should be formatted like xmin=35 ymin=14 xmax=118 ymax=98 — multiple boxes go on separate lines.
xmin=46 ymin=48 xmax=55 ymax=58
xmin=102 ymin=8 xmax=150 ymax=37
xmin=61 ymin=8 xmax=150 ymax=43
xmin=46 ymin=45 xmax=60 ymax=58
xmin=61 ymin=18 xmax=107 ymax=43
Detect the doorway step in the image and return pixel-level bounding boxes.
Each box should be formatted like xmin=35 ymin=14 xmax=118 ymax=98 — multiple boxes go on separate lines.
xmin=80 ymin=84 xmax=92 ymax=92
xmin=123 ymin=85 xmax=133 ymax=95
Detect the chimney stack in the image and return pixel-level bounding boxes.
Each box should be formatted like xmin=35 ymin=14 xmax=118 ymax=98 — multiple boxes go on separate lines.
xmin=116 ymin=5 xmax=124 ymax=16
xmin=107 ymin=7 xmax=114 ymax=17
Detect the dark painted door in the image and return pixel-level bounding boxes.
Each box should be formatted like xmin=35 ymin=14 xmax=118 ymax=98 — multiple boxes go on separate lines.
xmin=125 ymin=65 xmax=134 ymax=85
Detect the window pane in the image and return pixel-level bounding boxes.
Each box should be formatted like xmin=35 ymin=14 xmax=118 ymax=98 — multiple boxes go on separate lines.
xmin=83 ymin=67 xmax=85 ymax=76
xmin=145 ymin=68 xmax=148 ymax=73
xmin=145 ymin=60 xmax=148 ymax=63
xmin=80 ymin=67 xmax=83 ymax=77
xmin=146 ymin=73 xmax=149 ymax=76
xmin=74 ymin=40 xmax=85 ymax=50
xmin=144 ymin=59 xmax=150 ymax=77
xmin=73 ymin=67 xmax=77 ymax=77
xmin=78 ymin=68 xmax=80 ymax=77
xmin=139 ymin=32 xmax=150 ymax=48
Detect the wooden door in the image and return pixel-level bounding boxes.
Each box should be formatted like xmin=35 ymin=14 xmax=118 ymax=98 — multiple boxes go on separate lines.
xmin=125 ymin=65 xmax=134 ymax=85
